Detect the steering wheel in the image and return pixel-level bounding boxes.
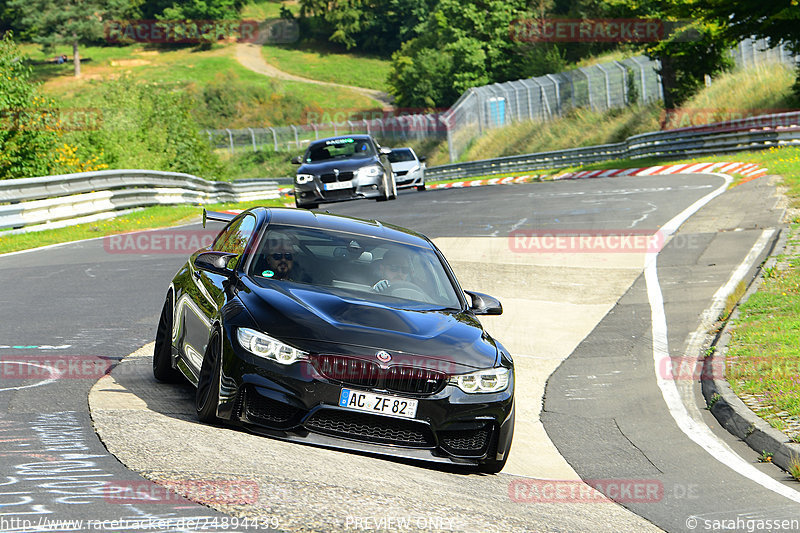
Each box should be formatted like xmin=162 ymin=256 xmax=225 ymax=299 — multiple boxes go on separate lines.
xmin=385 ymin=280 xmax=431 ymax=302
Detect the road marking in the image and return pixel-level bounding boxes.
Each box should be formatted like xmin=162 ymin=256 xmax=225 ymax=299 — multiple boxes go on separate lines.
xmin=645 ymin=173 xmax=800 ymax=503
xmin=0 ymin=362 xmax=61 ymax=392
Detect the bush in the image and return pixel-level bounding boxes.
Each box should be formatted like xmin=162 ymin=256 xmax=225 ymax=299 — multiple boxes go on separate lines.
xmin=69 ymin=77 xmax=225 ymax=179
xmin=0 ymin=32 xmax=60 ymax=179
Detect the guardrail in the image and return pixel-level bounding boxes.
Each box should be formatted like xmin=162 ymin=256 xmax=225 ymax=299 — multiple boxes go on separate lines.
xmin=426 ymin=111 xmax=800 ymax=181
xmin=3 ymin=112 xmax=800 ymax=233
xmin=0 ymin=170 xmax=281 ymax=232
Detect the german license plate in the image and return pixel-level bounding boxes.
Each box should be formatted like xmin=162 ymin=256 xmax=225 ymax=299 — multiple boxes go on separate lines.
xmin=339 ymin=388 xmax=418 ymax=419
xmin=324 ymin=181 xmax=352 ymax=191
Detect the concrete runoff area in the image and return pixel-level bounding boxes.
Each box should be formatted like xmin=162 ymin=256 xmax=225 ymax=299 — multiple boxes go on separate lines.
xmin=90 ymin=236 xmax=659 ymax=532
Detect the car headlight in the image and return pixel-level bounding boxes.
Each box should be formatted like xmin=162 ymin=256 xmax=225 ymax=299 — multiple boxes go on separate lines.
xmin=296 ymin=174 xmax=314 ymax=184
xmin=357 ymin=165 xmax=382 ymax=178
xmin=448 ymin=367 xmax=510 ymax=393
xmin=408 ymin=165 xmax=420 ymax=174
xmin=237 ymin=328 xmax=308 ymax=365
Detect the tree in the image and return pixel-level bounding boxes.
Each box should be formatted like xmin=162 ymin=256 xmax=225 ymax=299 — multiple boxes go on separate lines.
xmin=0 ymin=32 xmax=59 ymax=179
xmin=297 ymin=0 xmax=436 ymax=55
xmin=696 ymin=0 xmax=800 ymax=52
xmin=9 ymin=0 xmax=133 ymax=77
xmin=593 ymin=0 xmax=734 ymax=109
xmin=387 ymin=0 xmax=527 ymax=108
xmin=696 ymin=0 xmax=800 ymax=100
xmin=143 ymin=0 xmax=245 ymax=22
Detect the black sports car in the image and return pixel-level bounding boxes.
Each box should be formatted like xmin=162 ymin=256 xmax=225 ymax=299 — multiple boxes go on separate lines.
xmin=154 ymin=207 xmax=514 ymax=473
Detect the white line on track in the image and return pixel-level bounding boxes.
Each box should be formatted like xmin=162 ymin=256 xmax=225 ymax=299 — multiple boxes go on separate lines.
xmin=645 ymin=172 xmax=800 ymax=503
xmin=0 ymin=361 xmax=62 ymax=392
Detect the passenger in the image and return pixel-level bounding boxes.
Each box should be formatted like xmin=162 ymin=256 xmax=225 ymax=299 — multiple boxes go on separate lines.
xmin=372 ymin=249 xmax=410 ymax=292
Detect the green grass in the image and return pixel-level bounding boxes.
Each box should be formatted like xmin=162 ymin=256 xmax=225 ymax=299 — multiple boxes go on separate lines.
xmin=21 ymin=43 xmax=378 ymax=127
xmin=260 ymin=40 xmax=391 ymax=91
xmin=0 ymin=198 xmax=291 ymax=255
xmin=241 ymin=0 xmax=298 ymax=19
xmin=455 ymin=103 xmax=663 ymax=165
xmin=725 ymin=257 xmax=800 ymax=421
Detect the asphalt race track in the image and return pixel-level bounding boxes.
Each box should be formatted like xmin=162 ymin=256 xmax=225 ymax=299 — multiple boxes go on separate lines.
xmin=1 ymin=172 xmax=797 ymax=533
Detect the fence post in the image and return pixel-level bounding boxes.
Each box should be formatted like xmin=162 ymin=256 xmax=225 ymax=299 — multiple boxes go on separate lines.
xmin=247 ymin=127 xmax=256 ymax=152
xmin=545 ymin=74 xmax=560 ymax=116
xmin=596 ymin=64 xmax=611 ymax=110
xmin=268 ymin=127 xmax=278 ymax=152
xmin=312 ymin=124 xmax=318 ymax=139
xmin=363 ymin=119 xmax=370 ymax=135
xmin=614 ymin=61 xmax=628 ymax=105
xmin=291 ymin=125 xmax=299 ymax=150
xmin=225 ymin=129 xmax=234 ymax=154
xmin=579 ymin=68 xmax=593 ymax=111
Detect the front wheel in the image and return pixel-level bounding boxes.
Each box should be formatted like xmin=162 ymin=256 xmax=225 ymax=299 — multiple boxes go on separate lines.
xmin=153 ymin=294 xmax=182 ymax=383
xmin=389 ymin=173 xmax=397 ymax=200
xmin=376 ymin=173 xmax=390 ymax=202
xmin=196 ymin=331 xmax=222 ymax=423
xmin=416 ymin=181 xmax=426 ymax=192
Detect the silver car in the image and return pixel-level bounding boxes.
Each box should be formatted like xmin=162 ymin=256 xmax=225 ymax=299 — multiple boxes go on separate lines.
xmin=388 ymin=147 xmax=426 ymax=191
xmin=292 ymin=135 xmax=397 ymax=209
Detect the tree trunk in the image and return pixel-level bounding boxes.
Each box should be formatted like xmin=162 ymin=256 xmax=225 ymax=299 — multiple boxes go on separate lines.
xmin=659 ymin=53 xmax=676 ymax=110
xmin=73 ymin=41 xmax=80 ymax=77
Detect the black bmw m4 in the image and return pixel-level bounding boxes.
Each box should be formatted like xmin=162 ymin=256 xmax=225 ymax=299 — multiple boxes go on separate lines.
xmin=154 ymin=207 xmax=514 ymax=473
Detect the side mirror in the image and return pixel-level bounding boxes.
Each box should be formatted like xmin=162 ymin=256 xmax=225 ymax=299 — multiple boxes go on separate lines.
xmin=195 ymin=251 xmax=238 ymax=276
xmin=464 ymin=290 xmax=503 ymax=315
xmin=290 ymin=155 xmax=303 ymax=164
xmin=418 ymin=155 xmax=427 ymax=163
xmin=379 ymin=146 xmax=392 ymax=155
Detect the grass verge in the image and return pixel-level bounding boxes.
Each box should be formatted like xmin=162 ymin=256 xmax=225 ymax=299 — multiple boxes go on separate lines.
xmin=260 ymin=40 xmax=391 ymax=92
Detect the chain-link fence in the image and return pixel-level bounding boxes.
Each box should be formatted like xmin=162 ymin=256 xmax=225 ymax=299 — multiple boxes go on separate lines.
xmin=732 ymin=38 xmax=798 ymax=69
xmin=206 ymin=39 xmax=798 ymax=164
xmin=443 ymin=55 xmax=663 ymax=161
xmin=204 ymin=114 xmax=448 ymax=157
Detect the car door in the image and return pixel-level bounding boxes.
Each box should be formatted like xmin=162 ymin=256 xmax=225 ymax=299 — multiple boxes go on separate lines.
xmin=182 ymin=214 xmax=257 ymax=377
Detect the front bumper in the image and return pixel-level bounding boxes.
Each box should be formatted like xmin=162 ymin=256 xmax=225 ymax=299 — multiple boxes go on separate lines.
xmin=294 ymin=175 xmax=384 ymax=206
xmin=218 ymin=347 xmax=514 ymax=466
xmin=395 ymin=169 xmax=424 ymax=189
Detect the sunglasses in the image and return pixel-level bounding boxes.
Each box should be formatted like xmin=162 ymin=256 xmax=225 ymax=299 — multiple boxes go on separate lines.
xmin=270 ymin=252 xmax=293 ymax=261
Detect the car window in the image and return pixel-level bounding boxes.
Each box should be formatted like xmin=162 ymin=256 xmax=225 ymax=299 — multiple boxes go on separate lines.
xmin=213 ymin=214 xmax=256 ymax=255
xmin=249 ymin=224 xmax=461 ymax=309
xmin=388 ymin=149 xmax=416 ymax=163
xmin=305 ymin=138 xmax=375 ymax=162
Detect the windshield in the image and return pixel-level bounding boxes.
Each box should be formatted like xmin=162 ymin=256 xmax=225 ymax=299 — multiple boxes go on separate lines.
xmin=304 ymin=138 xmax=375 ymax=163
xmin=249 ymin=224 xmax=462 ymax=309
xmin=388 ymin=149 xmax=415 ymax=163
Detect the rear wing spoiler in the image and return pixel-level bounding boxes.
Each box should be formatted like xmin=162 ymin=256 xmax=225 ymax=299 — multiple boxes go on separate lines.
xmin=202 ymin=209 xmax=238 ymax=228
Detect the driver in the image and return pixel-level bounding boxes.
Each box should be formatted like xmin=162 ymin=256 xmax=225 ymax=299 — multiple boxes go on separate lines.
xmin=372 ymin=249 xmax=410 ymax=292
xmin=262 ymin=232 xmax=299 ymax=281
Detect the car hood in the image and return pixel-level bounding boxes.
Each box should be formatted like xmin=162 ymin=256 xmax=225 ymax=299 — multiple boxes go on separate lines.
xmin=239 ymin=278 xmax=498 ymax=370
xmin=298 ymin=158 xmax=380 ymax=175
xmin=390 ymin=161 xmax=419 ymax=172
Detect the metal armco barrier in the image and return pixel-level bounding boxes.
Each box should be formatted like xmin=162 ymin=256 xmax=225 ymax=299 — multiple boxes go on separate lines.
xmin=0 ymin=170 xmax=281 ymax=231
xmin=426 ymin=111 xmax=800 ymax=181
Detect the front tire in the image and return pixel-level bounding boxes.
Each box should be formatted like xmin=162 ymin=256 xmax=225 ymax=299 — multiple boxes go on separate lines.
xmin=416 ymin=181 xmax=426 ymax=192
xmin=196 ymin=331 xmax=222 ymax=423
xmin=376 ymin=173 xmax=390 ymax=202
xmin=153 ymin=294 xmax=182 ymax=383
xmin=389 ymin=173 xmax=397 ymax=200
